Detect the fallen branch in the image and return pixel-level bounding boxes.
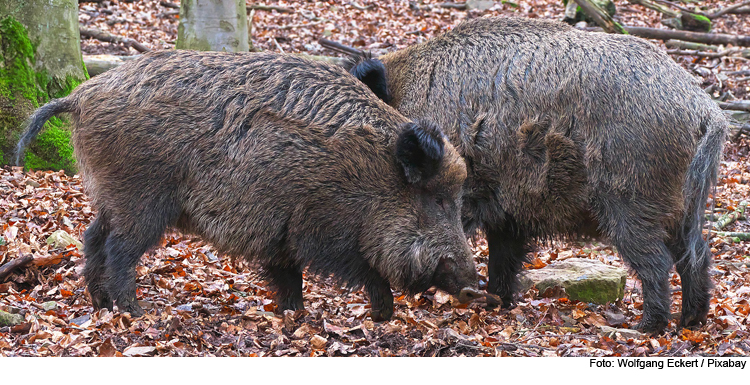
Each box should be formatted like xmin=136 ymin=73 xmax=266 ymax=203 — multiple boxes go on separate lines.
xmin=582 ymin=25 xmax=750 ymax=47
xmin=715 ymin=232 xmax=750 ymax=241
xmin=348 ymin=1 xmax=375 ymax=10
xmin=82 ymin=53 xmax=346 ymax=76
xmin=159 ymin=1 xmax=179 ymax=9
xmin=0 ymin=254 xmax=33 ymax=282
xmin=627 ymin=0 xmax=679 ymax=18
xmin=439 ymin=2 xmax=468 ymax=9
xmin=650 ymin=0 xmax=697 ymax=15
xmin=79 ymin=27 xmax=150 ymax=53
xmin=732 ymin=123 xmax=750 ymax=142
xmin=247 ymin=5 xmax=293 ymax=13
xmin=666 ymin=39 xmax=719 ymax=51
xmin=573 ymin=0 xmax=627 ymax=34
xmin=626 ymin=26 xmax=750 ymax=46
xmin=706 ymin=0 xmax=750 ymax=19
xmin=667 ymin=47 xmax=750 ymax=59
xmin=715 ymin=201 xmax=748 ymax=230
xmin=319 ymin=38 xmax=364 ymax=56
xmin=269 ymin=20 xmax=326 ymax=30
xmin=83 ymin=55 xmax=139 ymax=77
xmin=719 ymin=101 xmax=750 ymax=112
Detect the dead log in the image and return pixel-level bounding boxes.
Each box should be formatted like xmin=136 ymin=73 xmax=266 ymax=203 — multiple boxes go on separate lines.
xmin=82 ymin=54 xmax=345 ymax=77
xmin=0 ymin=254 xmax=33 ymax=282
xmin=706 ymin=0 xmax=750 ymax=19
xmin=79 ymin=27 xmax=150 ymax=53
xmin=719 ymin=101 xmax=750 ymax=113
xmin=715 ymin=232 xmax=750 ymax=241
xmin=573 ymin=0 xmax=627 ymax=34
xmin=247 ymin=5 xmax=293 ymax=13
xmin=715 ymin=201 xmax=748 ymax=230
xmin=582 ymin=25 xmax=750 ymax=47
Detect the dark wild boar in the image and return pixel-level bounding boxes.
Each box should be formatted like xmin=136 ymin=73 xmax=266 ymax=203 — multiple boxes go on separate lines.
xmin=347 ymin=17 xmax=728 ymax=332
xmin=15 ymin=50 xmax=482 ymax=321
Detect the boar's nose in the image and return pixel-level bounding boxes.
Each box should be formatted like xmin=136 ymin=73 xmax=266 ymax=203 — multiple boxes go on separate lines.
xmin=457 ymin=287 xmax=504 ymax=306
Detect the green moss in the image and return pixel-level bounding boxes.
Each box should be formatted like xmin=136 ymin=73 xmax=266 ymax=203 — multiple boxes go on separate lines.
xmin=0 ymin=15 xmax=81 ymax=173
xmin=24 ymin=117 xmax=74 ymax=171
xmin=681 ymin=12 xmax=711 ymax=32
xmin=0 ymin=17 xmax=44 ymax=103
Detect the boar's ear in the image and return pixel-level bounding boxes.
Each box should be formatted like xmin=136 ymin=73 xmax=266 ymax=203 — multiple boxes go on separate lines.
xmin=396 ymin=121 xmax=445 ymax=184
xmin=347 ymin=55 xmax=391 ymax=104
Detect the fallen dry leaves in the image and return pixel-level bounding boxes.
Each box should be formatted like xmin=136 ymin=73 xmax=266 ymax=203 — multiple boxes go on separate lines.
xmin=1 ymin=0 xmax=749 ymax=357
xmin=2 ymin=136 xmax=750 ymax=356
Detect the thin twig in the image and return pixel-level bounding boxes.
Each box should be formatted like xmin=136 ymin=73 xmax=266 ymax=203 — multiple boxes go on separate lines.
xmin=79 ymin=27 xmax=150 ymax=53
xmin=270 ymin=20 xmax=326 ymax=30
xmin=272 ymin=37 xmax=285 ymax=54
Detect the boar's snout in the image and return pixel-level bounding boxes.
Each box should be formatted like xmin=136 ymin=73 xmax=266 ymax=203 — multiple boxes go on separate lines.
xmin=431 ymin=255 xmax=478 ymax=299
xmin=458 ymin=287 xmax=504 ymax=306
xmin=457 ymin=287 xmax=484 ymax=304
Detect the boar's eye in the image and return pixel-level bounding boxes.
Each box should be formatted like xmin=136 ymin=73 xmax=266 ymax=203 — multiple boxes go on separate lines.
xmin=435 ymin=197 xmax=445 ymax=209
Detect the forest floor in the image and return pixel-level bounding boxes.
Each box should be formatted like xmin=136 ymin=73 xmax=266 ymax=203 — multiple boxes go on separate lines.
xmin=1 ymin=0 xmax=750 ymax=356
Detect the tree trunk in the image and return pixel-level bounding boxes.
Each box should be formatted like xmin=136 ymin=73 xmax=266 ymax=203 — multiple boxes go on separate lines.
xmin=0 ymin=0 xmax=87 ymax=173
xmin=177 ymin=0 xmax=250 ymax=52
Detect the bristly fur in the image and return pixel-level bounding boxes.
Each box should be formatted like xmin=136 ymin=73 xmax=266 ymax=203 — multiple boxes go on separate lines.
xmin=15 ymin=50 xmax=477 ymax=320
xmin=349 ymin=16 xmax=728 ymax=332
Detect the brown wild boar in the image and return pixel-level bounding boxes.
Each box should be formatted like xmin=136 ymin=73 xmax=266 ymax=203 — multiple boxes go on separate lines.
xmin=346 ymin=17 xmax=728 ymax=332
xmin=15 ymin=50 xmax=482 ymax=321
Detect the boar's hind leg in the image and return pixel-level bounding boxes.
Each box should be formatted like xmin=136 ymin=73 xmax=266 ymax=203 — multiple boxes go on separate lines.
xmin=667 ymin=235 xmax=711 ymax=328
xmin=264 ymin=264 xmax=305 ymax=312
xmin=365 ymin=273 xmax=393 ymax=322
xmin=104 ymin=205 xmax=176 ymax=316
xmin=598 ymin=199 xmax=672 ymax=332
xmin=486 ymin=226 xmax=528 ymax=308
xmin=83 ymin=214 xmax=113 ymax=310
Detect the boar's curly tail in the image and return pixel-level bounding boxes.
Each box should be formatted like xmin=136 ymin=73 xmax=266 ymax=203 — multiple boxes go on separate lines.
xmin=15 ymin=97 xmax=76 ymax=166
xmin=680 ymin=113 xmax=728 ymax=270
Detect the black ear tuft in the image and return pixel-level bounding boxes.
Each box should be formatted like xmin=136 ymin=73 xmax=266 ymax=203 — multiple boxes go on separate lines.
xmin=347 ymin=54 xmax=391 ymax=104
xmin=396 ymin=120 xmax=446 ymax=184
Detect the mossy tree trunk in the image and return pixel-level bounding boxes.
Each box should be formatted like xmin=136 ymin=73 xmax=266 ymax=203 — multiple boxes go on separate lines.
xmin=0 ymin=0 xmax=87 ymax=173
xmin=177 ymin=0 xmax=250 ymax=52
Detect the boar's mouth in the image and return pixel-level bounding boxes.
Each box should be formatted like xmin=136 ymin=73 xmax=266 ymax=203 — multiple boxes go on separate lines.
xmin=457 ymin=287 xmax=503 ymax=307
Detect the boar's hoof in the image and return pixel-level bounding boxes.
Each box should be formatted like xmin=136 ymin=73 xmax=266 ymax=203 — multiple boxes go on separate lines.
xmin=89 ymin=291 xmax=114 ymax=311
xmin=633 ymin=317 xmax=668 ymax=334
xmin=370 ymin=307 xmax=394 ymax=322
xmin=680 ymin=313 xmax=707 ymax=329
xmin=276 ymin=297 xmax=305 ymax=313
xmin=119 ymin=304 xmax=145 ymax=317
xmin=115 ymin=298 xmax=145 ymax=317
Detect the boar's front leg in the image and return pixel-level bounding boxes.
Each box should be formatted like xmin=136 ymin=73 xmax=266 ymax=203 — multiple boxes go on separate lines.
xmin=264 ymin=263 xmax=305 ymax=312
xmin=366 ymin=273 xmax=394 ymax=322
xmin=486 ymin=226 xmax=528 ymax=308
